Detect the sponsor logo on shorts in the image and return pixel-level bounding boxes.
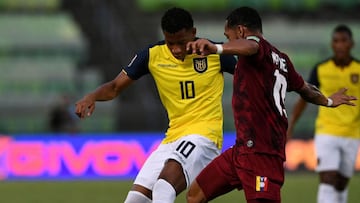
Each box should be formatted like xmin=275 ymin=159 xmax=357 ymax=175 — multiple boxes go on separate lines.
xmin=256 ymin=176 xmax=269 ymax=192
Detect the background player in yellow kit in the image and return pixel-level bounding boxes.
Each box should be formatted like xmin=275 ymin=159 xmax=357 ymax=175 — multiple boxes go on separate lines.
xmin=287 ymin=24 xmax=360 ymax=203
xmin=75 ymin=7 xmax=236 ymax=203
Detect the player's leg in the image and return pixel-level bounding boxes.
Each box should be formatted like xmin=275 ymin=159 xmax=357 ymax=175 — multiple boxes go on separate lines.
xmin=240 ymin=153 xmax=284 ymax=203
xmin=335 ymin=173 xmax=349 ymax=203
xmin=317 ymin=171 xmax=339 ymax=203
xmin=152 ymin=159 xmax=185 ymax=203
xmin=124 ymin=185 xmax=152 ymax=203
xmin=152 ymin=134 xmax=221 ymax=203
xmin=187 ymin=179 xmax=207 ymax=203
xmin=158 ymin=159 xmax=187 ymax=192
xmin=315 ymin=134 xmax=341 ymax=203
xmin=336 ymin=137 xmax=360 ymax=203
xmin=187 ymin=147 xmax=238 ymax=203
xmin=124 ymin=144 xmax=169 ymax=203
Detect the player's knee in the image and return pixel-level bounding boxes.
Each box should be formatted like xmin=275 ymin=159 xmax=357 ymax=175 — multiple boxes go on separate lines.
xmin=319 ymin=171 xmax=337 ymax=185
xmin=335 ymin=184 xmax=346 ymax=191
xmin=334 ymin=173 xmax=349 ymax=191
xmin=335 ymin=179 xmax=349 ymax=191
xmin=186 ymin=193 xmax=206 ymax=203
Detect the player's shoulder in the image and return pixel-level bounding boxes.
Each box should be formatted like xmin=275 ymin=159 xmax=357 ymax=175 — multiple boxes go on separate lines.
xmin=135 ymin=41 xmax=165 ymax=55
xmin=147 ymin=40 xmax=166 ymax=49
xmin=314 ymin=57 xmax=333 ymax=68
xmin=352 ymin=57 xmax=360 ymax=64
xmin=258 ymin=37 xmax=272 ymax=47
xmin=140 ymin=40 xmax=167 ymax=58
xmin=261 ymin=38 xmax=284 ymax=55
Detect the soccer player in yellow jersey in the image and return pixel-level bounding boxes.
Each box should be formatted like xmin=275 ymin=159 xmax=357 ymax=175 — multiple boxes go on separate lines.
xmin=75 ymin=7 xmax=236 ymax=203
xmin=287 ymin=24 xmax=360 ymax=203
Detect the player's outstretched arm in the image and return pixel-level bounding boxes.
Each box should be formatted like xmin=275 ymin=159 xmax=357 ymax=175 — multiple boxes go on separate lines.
xmin=186 ymin=38 xmax=258 ymax=56
xmin=297 ymin=82 xmax=357 ymax=108
xmin=75 ymin=71 xmax=133 ymax=119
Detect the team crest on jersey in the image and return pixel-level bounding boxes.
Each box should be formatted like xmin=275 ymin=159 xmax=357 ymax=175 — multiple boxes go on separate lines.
xmin=350 ymin=74 xmax=359 ymax=84
xmin=193 ymin=58 xmax=208 ymax=73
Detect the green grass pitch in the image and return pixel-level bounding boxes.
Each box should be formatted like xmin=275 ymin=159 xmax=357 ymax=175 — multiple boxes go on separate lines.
xmin=0 ymin=173 xmax=359 ymax=203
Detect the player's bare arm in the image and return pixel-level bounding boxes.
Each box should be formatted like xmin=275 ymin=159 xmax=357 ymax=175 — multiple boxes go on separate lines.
xmin=186 ymin=38 xmax=258 ymax=56
xmin=221 ymin=38 xmax=259 ymax=56
xmin=297 ymin=82 xmax=357 ymax=107
xmin=286 ymin=98 xmax=307 ymax=141
xmin=75 ymin=71 xmax=133 ymax=118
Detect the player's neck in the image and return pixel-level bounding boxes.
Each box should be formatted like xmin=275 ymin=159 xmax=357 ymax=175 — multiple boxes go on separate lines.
xmin=244 ymin=32 xmax=262 ymax=39
xmin=333 ymin=56 xmax=352 ymax=67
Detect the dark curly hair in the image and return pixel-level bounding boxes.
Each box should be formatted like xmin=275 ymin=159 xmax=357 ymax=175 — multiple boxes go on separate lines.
xmin=226 ymin=6 xmax=262 ymax=33
xmin=161 ymin=7 xmax=194 ymax=34
xmin=333 ymin=24 xmax=353 ymax=39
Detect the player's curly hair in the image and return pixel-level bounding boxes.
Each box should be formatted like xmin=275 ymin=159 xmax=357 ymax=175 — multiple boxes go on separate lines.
xmin=333 ymin=24 xmax=352 ymax=39
xmin=226 ymin=6 xmax=262 ymax=33
xmin=161 ymin=7 xmax=194 ymax=34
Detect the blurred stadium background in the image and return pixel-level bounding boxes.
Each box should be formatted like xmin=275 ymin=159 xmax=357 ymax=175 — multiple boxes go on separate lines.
xmin=0 ymin=0 xmax=359 ymax=202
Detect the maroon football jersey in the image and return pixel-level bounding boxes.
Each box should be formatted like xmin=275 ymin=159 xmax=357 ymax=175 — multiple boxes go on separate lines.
xmin=232 ymin=37 xmax=304 ymax=160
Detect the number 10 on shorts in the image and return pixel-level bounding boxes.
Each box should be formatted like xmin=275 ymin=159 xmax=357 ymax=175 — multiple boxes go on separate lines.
xmin=176 ymin=140 xmax=196 ymax=158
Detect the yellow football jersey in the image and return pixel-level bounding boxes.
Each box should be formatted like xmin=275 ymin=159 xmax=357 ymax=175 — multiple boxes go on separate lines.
xmin=123 ymin=41 xmax=236 ymax=148
xmin=309 ymin=58 xmax=360 ymax=139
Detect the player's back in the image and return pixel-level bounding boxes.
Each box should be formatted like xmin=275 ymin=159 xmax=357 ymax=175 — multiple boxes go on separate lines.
xmin=232 ymin=37 xmax=304 ymax=159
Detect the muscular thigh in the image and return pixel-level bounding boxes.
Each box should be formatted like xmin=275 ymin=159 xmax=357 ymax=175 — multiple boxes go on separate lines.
xmin=236 ymin=153 xmax=284 ymax=202
xmin=315 ymin=134 xmax=342 ymax=173
xmin=196 ymin=148 xmax=241 ymax=201
xmin=338 ymin=137 xmax=360 ymax=177
xmin=314 ymin=134 xmax=360 ymax=177
xmin=134 ymin=134 xmax=220 ymax=190
xmin=133 ymin=143 xmax=170 ymax=189
xmin=167 ymin=134 xmax=221 ymax=187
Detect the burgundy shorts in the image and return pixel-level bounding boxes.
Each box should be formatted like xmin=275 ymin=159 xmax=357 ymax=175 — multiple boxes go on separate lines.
xmin=196 ymin=147 xmax=284 ymax=201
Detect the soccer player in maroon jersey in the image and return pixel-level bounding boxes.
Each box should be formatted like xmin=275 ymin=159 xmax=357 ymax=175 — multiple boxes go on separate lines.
xmin=186 ymin=6 xmax=357 ymax=203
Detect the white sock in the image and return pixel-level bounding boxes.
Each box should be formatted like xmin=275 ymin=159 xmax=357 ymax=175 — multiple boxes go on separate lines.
xmin=338 ymin=188 xmax=348 ymax=203
xmin=124 ymin=191 xmax=151 ymax=203
xmin=152 ymin=179 xmax=176 ymax=203
xmin=317 ymin=183 xmax=337 ymax=203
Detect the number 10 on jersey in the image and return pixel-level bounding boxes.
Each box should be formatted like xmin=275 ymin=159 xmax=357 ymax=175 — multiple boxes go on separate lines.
xmin=180 ymin=81 xmax=195 ymax=99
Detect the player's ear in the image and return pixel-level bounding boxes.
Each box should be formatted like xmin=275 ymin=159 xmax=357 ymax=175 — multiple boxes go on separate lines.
xmin=191 ymin=27 xmax=197 ymax=36
xmin=237 ymin=25 xmax=245 ymax=38
xmin=350 ymin=38 xmax=354 ymax=49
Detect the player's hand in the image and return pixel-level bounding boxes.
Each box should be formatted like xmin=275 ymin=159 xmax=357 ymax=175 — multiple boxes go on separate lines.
xmin=328 ymin=88 xmax=357 ymax=107
xmin=186 ymin=39 xmax=217 ymax=56
xmin=75 ymin=95 xmax=96 ymax=119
